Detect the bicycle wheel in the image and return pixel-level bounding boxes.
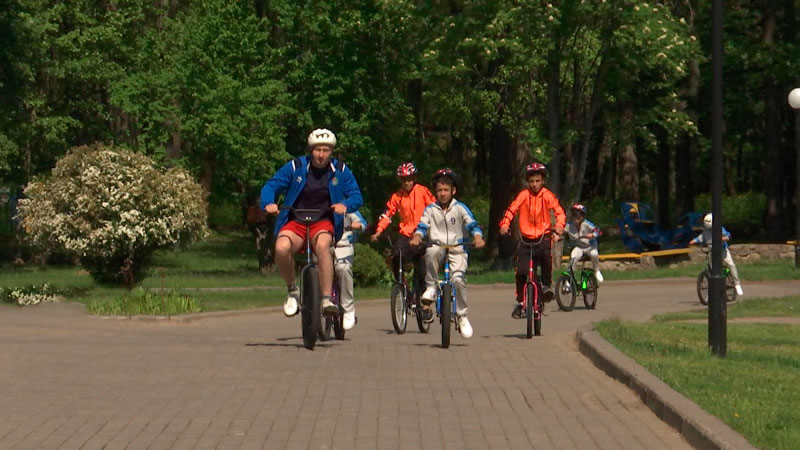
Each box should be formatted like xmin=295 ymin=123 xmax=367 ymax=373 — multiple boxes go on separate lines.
xmin=525 ymin=282 xmax=535 ymax=338
xmin=582 ymin=273 xmax=598 ymax=310
xmin=390 ymin=283 xmax=408 ymax=334
xmin=414 ymin=289 xmax=431 ymax=334
xmin=301 ymin=266 xmax=321 ymax=349
xmin=555 ymin=274 xmax=576 ymax=312
xmin=724 ymin=272 xmax=737 ymax=303
xmin=696 ymin=270 xmax=710 ymax=305
xmin=440 ymin=284 xmax=452 ymax=349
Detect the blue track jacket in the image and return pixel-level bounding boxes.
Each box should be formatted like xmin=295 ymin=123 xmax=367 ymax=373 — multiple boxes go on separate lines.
xmin=260 ymin=156 xmax=363 ymax=241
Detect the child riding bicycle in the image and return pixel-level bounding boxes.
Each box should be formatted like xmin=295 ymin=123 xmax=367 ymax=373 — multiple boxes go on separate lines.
xmin=564 ymin=204 xmax=603 ymax=283
xmin=409 ymin=169 xmax=485 ymax=338
xmin=689 ymin=213 xmax=743 ymax=296
xmin=371 ymin=162 xmax=435 ymax=316
xmin=499 ymin=162 xmax=566 ymax=318
xmin=333 ymin=212 xmax=368 ymax=330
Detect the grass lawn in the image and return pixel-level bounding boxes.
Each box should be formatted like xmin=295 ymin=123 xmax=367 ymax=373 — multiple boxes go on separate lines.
xmin=2 ymin=229 xmax=799 ymax=315
xmin=595 ymin=297 xmax=800 ymax=450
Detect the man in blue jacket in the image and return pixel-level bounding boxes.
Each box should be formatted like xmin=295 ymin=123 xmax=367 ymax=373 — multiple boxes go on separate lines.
xmin=261 ymin=128 xmax=364 ymax=317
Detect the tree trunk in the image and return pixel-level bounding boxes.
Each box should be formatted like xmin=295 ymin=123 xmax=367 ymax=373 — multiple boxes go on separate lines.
xmin=656 ymin=130 xmax=671 ymax=226
xmin=546 ymin=50 xmax=562 ymax=197
xmin=673 ymin=0 xmax=699 ymax=218
xmin=488 ymin=124 xmax=520 ymax=269
xmin=200 ymin=150 xmax=216 ymax=193
xmin=618 ymin=103 xmax=639 ymax=201
xmin=762 ymin=2 xmax=784 ymax=236
xmin=573 ymin=59 xmax=607 ymax=203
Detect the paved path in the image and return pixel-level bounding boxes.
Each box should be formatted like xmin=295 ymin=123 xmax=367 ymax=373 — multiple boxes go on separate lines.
xmin=2 ymin=278 xmax=799 ymax=450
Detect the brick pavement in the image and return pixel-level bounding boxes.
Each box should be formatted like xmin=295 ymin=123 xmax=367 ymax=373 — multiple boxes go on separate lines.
xmin=2 ymin=278 xmax=799 ymax=450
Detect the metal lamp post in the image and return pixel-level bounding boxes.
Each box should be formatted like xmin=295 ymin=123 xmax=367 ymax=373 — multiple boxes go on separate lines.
xmin=789 ymin=88 xmax=800 ymax=268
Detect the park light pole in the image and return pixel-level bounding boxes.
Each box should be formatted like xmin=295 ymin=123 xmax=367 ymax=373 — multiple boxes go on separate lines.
xmin=789 ymin=88 xmax=800 ymax=268
xmin=708 ymin=0 xmax=726 ymax=357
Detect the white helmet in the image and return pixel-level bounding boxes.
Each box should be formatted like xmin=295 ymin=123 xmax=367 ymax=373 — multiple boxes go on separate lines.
xmin=307 ymin=128 xmax=337 ymax=148
xmin=703 ymin=213 xmax=713 ymax=229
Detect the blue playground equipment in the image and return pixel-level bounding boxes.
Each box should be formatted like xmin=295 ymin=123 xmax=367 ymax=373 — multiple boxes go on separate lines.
xmin=615 ymin=202 xmax=703 ymax=253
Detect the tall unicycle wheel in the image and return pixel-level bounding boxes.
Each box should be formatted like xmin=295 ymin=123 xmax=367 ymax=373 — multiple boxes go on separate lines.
xmin=440 ymin=284 xmax=452 ymax=349
xmin=390 ymin=283 xmax=408 ymax=334
xmin=696 ymin=270 xmax=710 ymax=305
xmin=582 ymin=275 xmax=598 ymax=310
xmin=555 ymin=274 xmax=576 ymax=312
xmin=301 ymin=266 xmax=321 ymax=349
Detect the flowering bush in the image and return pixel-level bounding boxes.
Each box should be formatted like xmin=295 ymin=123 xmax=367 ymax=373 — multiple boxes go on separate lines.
xmin=0 ymin=283 xmax=65 ymax=306
xmin=17 ymin=144 xmax=209 ymax=284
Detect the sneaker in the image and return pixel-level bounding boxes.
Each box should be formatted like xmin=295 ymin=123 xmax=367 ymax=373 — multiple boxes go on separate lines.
xmin=735 ymin=284 xmax=744 ymax=296
xmin=321 ymin=297 xmax=338 ymax=315
xmin=343 ymin=311 xmax=356 ymax=330
xmin=420 ymin=286 xmax=438 ymax=305
xmin=422 ymin=307 xmax=434 ymax=323
xmin=542 ymin=286 xmax=555 ymax=303
xmin=284 ymin=287 xmax=300 ymax=317
xmin=595 ymin=270 xmax=604 ymax=283
xmin=511 ymin=303 xmax=523 ymax=319
xmin=458 ymin=316 xmax=473 ymax=338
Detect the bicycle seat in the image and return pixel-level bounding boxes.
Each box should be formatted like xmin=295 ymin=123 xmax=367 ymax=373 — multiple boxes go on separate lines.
xmin=290 ymin=208 xmax=326 ymax=225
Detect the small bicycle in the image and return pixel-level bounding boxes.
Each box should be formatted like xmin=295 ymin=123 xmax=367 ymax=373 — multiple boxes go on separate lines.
xmin=555 ymin=254 xmax=598 ymax=311
xmin=517 ymin=230 xmax=556 ymax=338
xmin=279 ymin=207 xmax=333 ymax=350
xmin=696 ymin=246 xmax=737 ymax=305
xmin=422 ymin=242 xmax=470 ymax=349
xmin=388 ymin=239 xmax=430 ymax=335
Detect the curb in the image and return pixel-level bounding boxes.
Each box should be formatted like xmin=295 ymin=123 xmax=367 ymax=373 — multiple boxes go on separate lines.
xmin=576 ymin=326 xmax=757 ymax=450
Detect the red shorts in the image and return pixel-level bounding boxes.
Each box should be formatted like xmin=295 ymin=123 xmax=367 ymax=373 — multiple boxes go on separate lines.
xmin=279 ymin=219 xmax=334 ymax=249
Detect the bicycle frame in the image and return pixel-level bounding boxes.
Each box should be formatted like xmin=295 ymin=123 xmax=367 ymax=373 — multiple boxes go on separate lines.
xmin=434 ymin=246 xmax=459 ymax=332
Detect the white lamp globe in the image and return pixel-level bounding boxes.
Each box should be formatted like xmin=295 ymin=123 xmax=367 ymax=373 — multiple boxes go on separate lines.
xmin=789 ymin=88 xmax=800 ymax=109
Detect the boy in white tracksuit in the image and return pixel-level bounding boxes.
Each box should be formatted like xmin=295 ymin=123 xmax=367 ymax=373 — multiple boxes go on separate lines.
xmin=409 ymin=169 xmax=485 ymax=338
xmin=333 ymin=212 xmax=368 ymax=330
xmin=564 ymin=204 xmax=604 ymax=283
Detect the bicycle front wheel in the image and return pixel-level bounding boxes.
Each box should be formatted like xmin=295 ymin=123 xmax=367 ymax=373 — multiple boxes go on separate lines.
xmin=583 ymin=273 xmax=598 ymax=310
xmin=390 ymin=283 xmax=408 ymax=334
xmin=555 ymin=274 xmax=576 ymax=312
xmin=441 ymin=284 xmax=452 ymax=349
xmin=301 ymin=266 xmax=321 ymax=349
xmin=697 ymin=270 xmax=710 ymax=305
xmin=414 ymin=290 xmax=431 ymax=334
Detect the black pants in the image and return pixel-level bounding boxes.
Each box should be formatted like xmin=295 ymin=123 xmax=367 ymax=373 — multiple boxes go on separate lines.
xmin=515 ymin=235 xmax=552 ymax=302
xmin=392 ymin=234 xmax=426 ymax=293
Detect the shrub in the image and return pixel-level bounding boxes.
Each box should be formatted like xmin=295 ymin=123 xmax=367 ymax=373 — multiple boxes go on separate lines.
xmin=0 ymin=283 xmax=66 ymax=306
xmin=17 ymin=144 xmax=209 ymax=285
xmin=695 ymin=192 xmax=765 ymax=237
xmin=353 ymin=242 xmax=390 ymax=285
xmin=87 ymin=287 xmax=201 ymax=316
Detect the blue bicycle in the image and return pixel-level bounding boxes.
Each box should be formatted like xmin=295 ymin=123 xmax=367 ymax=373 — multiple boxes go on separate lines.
xmin=424 ymin=242 xmax=468 ymax=349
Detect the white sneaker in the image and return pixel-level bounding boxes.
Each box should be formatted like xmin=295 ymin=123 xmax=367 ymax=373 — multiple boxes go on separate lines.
xmin=595 ymin=270 xmax=604 ymax=283
xmin=735 ymin=284 xmax=743 ymax=296
xmin=421 ymin=286 xmax=438 ymax=305
xmin=343 ymin=311 xmax=356 ymax=330
xmin=458 ymin=316 xmax=473 ymax=338
xmin=284 ymin=287 xmax=300 ymax=317
xmin=321 ymin=297 xmax=338 ymax=315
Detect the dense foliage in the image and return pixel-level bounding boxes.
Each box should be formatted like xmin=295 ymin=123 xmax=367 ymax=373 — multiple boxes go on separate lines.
xmin=1 ymin=0 xmax=799 ymax=248
xmin=17 ymin=144 xmax=208 ymax=284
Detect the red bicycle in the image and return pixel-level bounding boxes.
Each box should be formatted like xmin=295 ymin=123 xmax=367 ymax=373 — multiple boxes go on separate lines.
xmin=518 ymin=229 xmax=555 ymax=338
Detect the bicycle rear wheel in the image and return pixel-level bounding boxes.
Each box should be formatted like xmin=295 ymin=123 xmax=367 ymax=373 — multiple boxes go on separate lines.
xmin=390 ymin=283 xmax=408 ymax=334
xmin=555 ymin=274 xmax=576 ymax=312
xmin=301 ymin=266 xmax=321 ymax=349
xmin=582 ymin=274 xmax=598 ymax=309
xmin=697 ymin=270 xmax=710 ymax=305
xmin=724 ymin=272 xmax=737 ymax=302
xmin=441 ymin=284 xmax=452 ymax=349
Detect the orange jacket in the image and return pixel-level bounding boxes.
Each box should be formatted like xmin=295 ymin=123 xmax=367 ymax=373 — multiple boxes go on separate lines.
xmin=375 ymin=184 xmax=436 ymax=237
xmin=499 ymin=187 xmax=566 ymax=240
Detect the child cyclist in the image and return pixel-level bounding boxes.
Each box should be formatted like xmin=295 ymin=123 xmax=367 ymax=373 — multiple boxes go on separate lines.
xmin=409 ymin=169 xmax=485 ymax=338
xmin=564 ymin=204 xmax=604 ymax=283
xmin=333 ymin=212 xmax=369 ymax=330
xmin=499 ymin=162 xmax=566 ymax=318
xmin=371 ymin=162 xmax=436 ymax=316
xmin=689 ymin=213 xmax=743 ymax=296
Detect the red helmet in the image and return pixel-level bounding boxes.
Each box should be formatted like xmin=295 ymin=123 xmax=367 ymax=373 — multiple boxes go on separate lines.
xmin=524 ymin=162 xmax=548 ymax=177
xmin=432 ymin=168 xmax=458 ymax=188
xmin=396 ymin=162 xmax=417 ymax=177
xmin=571 ymin=204 xmax=587 ymax=215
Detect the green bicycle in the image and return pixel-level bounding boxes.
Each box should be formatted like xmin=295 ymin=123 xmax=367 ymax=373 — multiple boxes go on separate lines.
xmin=555 ymin=254 xmax=598 ymax=312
